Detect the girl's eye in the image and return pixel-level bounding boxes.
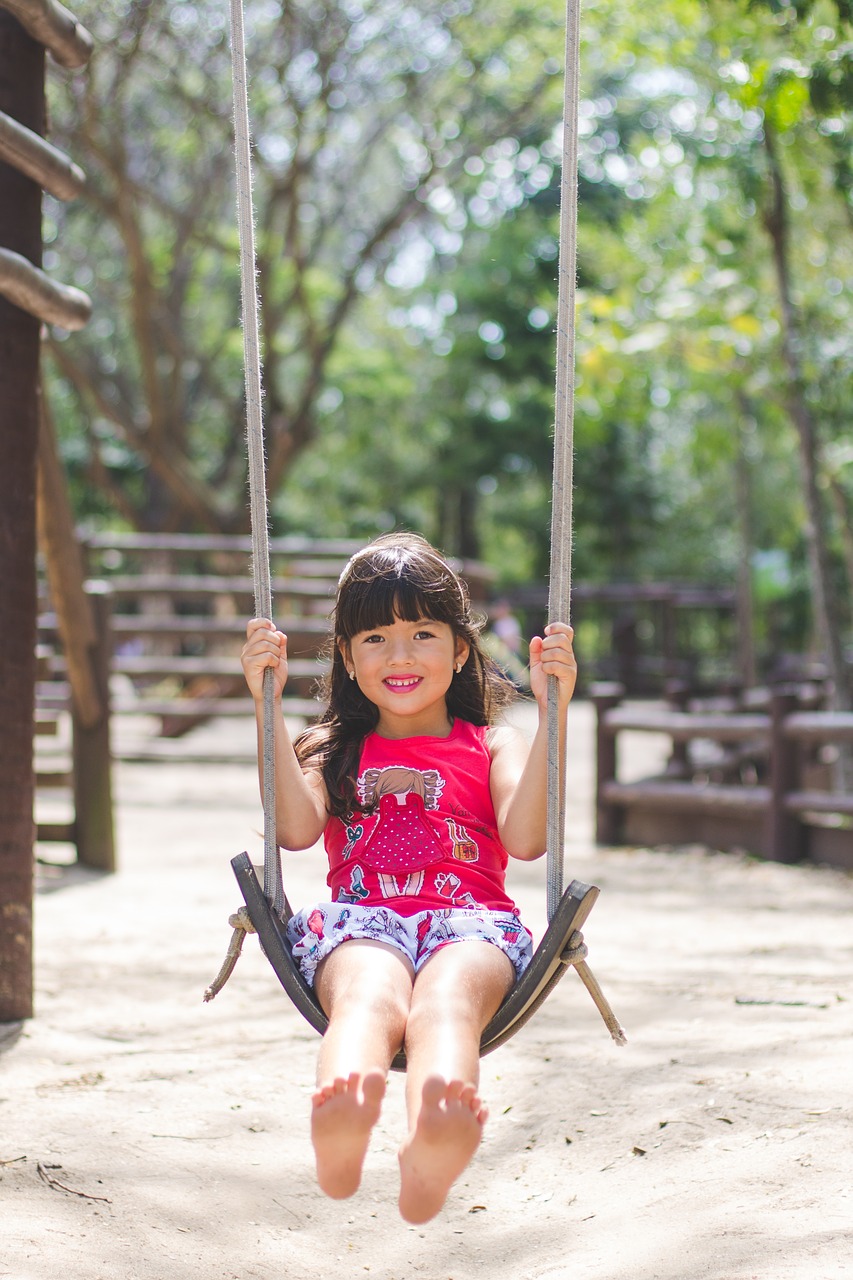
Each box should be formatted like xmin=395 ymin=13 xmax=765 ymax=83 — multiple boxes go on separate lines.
xmin=415 ymin=629 xmax=436 ymax=640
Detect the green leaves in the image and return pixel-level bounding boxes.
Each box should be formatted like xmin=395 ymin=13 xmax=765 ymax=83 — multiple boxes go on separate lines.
xmin=42 ymin=0 xmax=853 ymax=670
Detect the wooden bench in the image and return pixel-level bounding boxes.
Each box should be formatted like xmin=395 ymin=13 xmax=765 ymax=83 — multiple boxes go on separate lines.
xmin=593 ymin=684 xmax=853 ymax=870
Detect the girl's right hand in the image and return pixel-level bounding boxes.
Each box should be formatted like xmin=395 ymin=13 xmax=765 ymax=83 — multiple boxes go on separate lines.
xmin=241 ymin=618 xmax=288 ymax=701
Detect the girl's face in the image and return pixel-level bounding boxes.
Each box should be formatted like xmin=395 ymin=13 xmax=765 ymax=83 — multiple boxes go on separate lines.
xmin=340 ymin=614 xmax=469 ymax=739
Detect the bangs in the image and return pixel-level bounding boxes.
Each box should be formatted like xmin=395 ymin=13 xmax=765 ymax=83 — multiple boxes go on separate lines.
xmin=335 ymin=547 xmax=465 ymax=640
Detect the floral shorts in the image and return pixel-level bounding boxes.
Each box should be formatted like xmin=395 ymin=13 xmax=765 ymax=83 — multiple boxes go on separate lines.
xmin=286 ymin=902 xmax=533 ymax=988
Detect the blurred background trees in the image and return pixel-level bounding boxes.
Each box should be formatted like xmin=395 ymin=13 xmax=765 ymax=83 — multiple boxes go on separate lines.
xmin=42 ymin=0 xmax=852 ymax=688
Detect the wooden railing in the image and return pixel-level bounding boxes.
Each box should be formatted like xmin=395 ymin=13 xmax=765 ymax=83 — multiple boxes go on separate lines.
xmin=592 ymin=683 xmax=853 ymax=870
xmin=36 ymin=535 xmax=358 ymax=741
xmin=505 ymin=582 xmax=738 ymax=695
xmin=37 ymin=531 xmax=496 ymax=745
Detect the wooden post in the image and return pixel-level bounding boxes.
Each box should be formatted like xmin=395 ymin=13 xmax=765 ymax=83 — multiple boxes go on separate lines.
xmin=36 ymin=390 xmax=103 ymax=728
xmin=766 ymin=688 xmax=802 ymax=863
xmin=71 ymin=585 xmax=115 ymax=871
xmin=612 ymin=613 xmax=638 ymax=694
xmin=735 ymin=412 xmax=758 ymax=690
xmin=661 ymin=593 xmax=677 ymax=687
xmin=0 ymin=9 xmax=43 ymax=1023
xmin=591 ymin=682 xmax=624 ymax=845
xmin=664 ymin=678 xmax=690 ymax=778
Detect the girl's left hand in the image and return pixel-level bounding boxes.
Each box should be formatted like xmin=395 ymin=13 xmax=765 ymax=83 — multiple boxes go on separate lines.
xmin=529 ymin=623 xmax=577 ymax=713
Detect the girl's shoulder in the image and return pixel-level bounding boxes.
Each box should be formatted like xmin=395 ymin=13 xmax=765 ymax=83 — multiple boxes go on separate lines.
xmin=484 ymin=722 xmax=522 ymax=758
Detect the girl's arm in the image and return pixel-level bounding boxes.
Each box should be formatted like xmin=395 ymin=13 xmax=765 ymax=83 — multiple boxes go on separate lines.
xmin=489 ymin=623 xmax=577 ymax=861
xmin=241 ymin=618 xmax=329 ymax=850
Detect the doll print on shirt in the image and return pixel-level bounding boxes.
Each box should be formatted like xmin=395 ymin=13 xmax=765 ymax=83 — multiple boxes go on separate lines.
xmin=336 ymin=764 xmax=483 ymax=903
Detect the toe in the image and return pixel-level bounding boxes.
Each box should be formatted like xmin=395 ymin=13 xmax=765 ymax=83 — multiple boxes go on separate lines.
xmin=362 ymin=1070 xmax=386 ymax=1107
xmin=422 ymin=1075 xmax=447 ymax=1109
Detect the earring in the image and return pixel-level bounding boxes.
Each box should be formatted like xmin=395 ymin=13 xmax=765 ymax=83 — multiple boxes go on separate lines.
xmin=455 ymin=662 xmax=463 ymax=674
xmin=349 ymin=670 xmax=356 ymax=681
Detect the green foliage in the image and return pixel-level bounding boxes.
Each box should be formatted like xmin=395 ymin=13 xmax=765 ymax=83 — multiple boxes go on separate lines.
xmin=42 ymin=0 xmax=853 ymax=678
xmin=45 ymin=0 xmax=568 ymax=530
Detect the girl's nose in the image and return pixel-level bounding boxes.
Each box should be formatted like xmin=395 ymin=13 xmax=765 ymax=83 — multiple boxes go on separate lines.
xmin=387 ymin=639 xmax=415 ymax=664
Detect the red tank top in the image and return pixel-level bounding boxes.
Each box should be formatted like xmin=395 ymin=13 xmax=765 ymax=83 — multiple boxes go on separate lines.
xmin=324 ymin=719 xmax=519 ymax=916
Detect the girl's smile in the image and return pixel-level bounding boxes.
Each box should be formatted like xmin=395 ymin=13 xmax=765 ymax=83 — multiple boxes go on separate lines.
xmin=384 ymin=675 xmax=423 ymax=691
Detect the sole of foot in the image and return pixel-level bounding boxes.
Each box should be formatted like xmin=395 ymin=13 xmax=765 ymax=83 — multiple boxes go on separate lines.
xmin=312 ymin=1068 xmax=386 ymax=1199
xmin=398 ymin=1075 xmax=487 ymax=1224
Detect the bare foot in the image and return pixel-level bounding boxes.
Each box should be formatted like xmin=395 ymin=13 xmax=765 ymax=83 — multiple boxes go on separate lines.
xmin=398 ymin=1076 xmax=487 ymax=1224
xmin=311 ymin=1069 xmax=386 ymax=1199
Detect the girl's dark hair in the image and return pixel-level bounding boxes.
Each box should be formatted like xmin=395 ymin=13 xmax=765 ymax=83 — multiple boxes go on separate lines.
xmin=295 ymin=532 xmax=518 ymax=819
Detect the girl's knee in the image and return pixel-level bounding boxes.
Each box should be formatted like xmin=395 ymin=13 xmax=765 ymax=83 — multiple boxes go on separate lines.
xmin=345 ymin=984 xmax=411 ymax=1030
xmin=317 ymin=941 xmax=414 ymax=1026
xmin=409 ymin=942 xmax=514 ymax=1030
xmin=418 ymin=941 xmax=514 ymax=998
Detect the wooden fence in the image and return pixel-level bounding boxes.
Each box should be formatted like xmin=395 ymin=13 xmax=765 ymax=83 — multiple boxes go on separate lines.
xmin=593 ymin=683 xmax=853 ymax=870
xmin=506 ymin=582 xmax=738 ymax=695
xmin=35 ymin=586 xmax=114 ymax=869
xmin=34 ymin=533 xmax=496 ymax=859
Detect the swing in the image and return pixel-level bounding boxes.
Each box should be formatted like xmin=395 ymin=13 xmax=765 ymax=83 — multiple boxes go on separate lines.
xmin=204 ymin=0 xmax=627 ymax=1064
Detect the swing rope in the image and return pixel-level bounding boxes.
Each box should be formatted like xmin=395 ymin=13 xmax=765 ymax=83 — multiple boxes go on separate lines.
xmin=229 ymin=0 xmax=284 ymax=921
xmin=546 ymin=0 xmax=581 ymax=922
xmin=206 ymin=0 xmax=627 ymax=1050
xmin=230 ymin=0 xmax=579 ymax=922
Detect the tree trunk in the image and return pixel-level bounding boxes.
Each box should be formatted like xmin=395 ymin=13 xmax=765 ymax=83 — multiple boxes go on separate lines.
xmin=0 ymin=12 xmax=44 ymax=1022
xmin=762 ymin=126 xmax=851 ymax=712
xmin=735 ymin=395 xmax=757 ymax=689
xmin=826 ymin=471 xmax=853 ymax=617
xmin=457 ymin=484 xmax=480 ymax=562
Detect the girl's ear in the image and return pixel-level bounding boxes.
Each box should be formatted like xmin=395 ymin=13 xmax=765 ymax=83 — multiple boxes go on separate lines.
xmin=454 ymin=637 xmax=471 ymax=670
xmin=337 ymin=637 xmax=352 ymax=671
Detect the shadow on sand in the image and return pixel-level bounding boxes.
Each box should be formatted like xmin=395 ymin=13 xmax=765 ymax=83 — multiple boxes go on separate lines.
xmin=34 ymin=858 xmax=109 ymax=896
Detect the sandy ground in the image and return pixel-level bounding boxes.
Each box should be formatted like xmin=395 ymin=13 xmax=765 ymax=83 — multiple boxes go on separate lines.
xmin=2 ymin=701 xmax=852 ymax=1280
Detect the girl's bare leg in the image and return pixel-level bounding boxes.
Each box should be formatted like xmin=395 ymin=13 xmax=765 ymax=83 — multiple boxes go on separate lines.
xmin=312 ymin=940 xmax=413 ymax=1199
xmin=397 ymin=942 xmax=514 ymax=1224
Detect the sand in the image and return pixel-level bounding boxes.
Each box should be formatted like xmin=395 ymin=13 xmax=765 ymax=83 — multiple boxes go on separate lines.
xmin=2 ymin=701 xmax=851 ymax=1280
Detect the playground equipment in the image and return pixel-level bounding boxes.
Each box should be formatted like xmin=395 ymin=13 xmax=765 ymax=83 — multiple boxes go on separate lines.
xmin=0 ymin=0 xmax=110 ymax=1020
xmin=0 ymin=0 xmax=92 ymax=330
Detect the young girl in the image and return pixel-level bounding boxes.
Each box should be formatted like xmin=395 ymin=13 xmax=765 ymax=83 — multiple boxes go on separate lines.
xmin=240 ymin=532 xmax=576 ymax=1223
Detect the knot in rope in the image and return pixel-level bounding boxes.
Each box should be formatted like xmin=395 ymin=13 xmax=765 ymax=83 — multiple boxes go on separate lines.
xmin=228 ymin=906 xmax=256 ymax=934
xmin=203 ymin=905 xmax=257 ymax=1002
xmin=561 ymin=929 xmax=588 ymax=966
